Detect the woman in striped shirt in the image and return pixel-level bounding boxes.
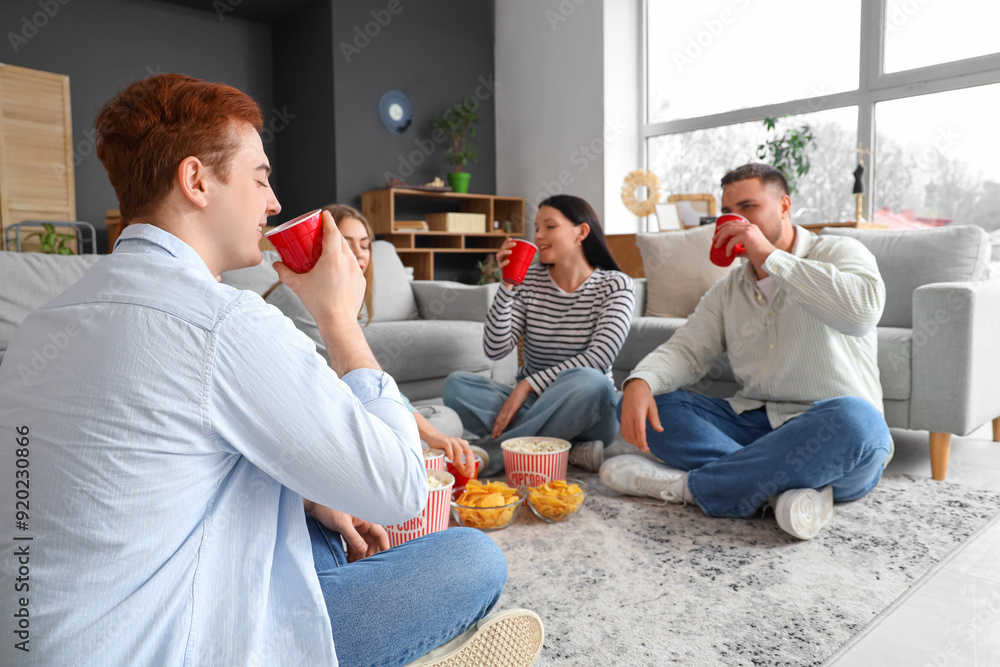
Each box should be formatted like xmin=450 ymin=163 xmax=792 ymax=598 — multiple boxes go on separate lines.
xmin=443 ymin=195 xmax=635 ymax=475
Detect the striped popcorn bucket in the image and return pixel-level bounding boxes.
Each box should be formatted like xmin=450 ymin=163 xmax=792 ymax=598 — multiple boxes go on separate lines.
xmin=501 ymin=437 xmax=571 ymax=489
xmin=423 ymin=448 xmax=445 ymax=471
xmin=386 ymin=469 xmax=454 ymax=548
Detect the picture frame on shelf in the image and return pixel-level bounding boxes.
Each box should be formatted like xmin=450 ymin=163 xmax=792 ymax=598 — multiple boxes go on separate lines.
xmin=655 ymin=203 xmax=682 ymax=231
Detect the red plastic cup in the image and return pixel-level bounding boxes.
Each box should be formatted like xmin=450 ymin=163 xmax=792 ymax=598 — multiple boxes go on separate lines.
xmin=501 ymin=437 xmax=570 ymax=488
xmin=385 ymin=469 xmax=454 ymax=548
xmin=502 ymin=239 xmax=538 ymax=285
xmin=264 ymin=209 xmax=324 ymax=273
xmin=710 ymin=214 xmax=747 ymax=267
xmin=446 ymin=454 xmax=482 ymax=500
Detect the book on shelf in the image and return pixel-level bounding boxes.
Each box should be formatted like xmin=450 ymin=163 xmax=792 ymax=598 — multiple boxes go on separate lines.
xmin=394 ymin=219 xmax=429 ymax=232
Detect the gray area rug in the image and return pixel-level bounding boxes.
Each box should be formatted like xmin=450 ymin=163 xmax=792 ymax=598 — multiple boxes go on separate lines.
xmin=485 ymin=472 xmax=1000 ymax=666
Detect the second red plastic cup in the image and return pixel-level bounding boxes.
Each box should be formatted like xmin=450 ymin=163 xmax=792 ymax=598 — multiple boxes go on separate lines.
xmin=446 ymin=454 xmax=482 ymax=500
xmin=264 ymin=209 xmax=324 ymax=273
xmin=710 ymin=213 xmax=747 ymax=267
xmin=502 ymin=239 xmax=538 ymax=285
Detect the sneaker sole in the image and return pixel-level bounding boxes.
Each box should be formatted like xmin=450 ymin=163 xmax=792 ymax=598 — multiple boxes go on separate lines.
xmin=419 ymin=610 xmax=544 ymax=667
xmin=780 ymin=486 xmax=834 ymax=540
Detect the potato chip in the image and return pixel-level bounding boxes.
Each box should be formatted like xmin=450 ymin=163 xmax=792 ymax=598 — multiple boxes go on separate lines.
xmin=528 ymin=480 xmax=585 ymax=520
xmin=455 ymin=480 xmax=521 ymax=529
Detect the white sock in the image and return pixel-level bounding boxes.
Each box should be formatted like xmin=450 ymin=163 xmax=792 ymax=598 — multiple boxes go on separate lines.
xmin=681 ymin=473 xmax=695 ymax=505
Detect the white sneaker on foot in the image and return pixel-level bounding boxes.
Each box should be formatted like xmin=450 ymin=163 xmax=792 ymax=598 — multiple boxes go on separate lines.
xmin=568 ymin=440 xmax=604 ymax=472
xmin=773 ymin=486 xmax=834 ymax=540
xmin=599 ymin=455 xmax=686 ymax=504
xmin=405 ymin=609 xmax=544 ymax=667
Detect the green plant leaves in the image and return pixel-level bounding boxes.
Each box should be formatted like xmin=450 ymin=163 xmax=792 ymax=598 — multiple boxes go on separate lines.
xmin=434 ymin=103 xmax=479 ymax=171
xmin=756 ymin=116 xmax=815 ymax=195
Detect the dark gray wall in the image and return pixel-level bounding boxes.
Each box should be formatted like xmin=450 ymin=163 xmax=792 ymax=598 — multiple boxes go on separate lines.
xmin=331 ymin=0 xmax=496 ymax=208
xmin=1 ymin=0 xmax=497 ymax=244
xmin=0 ymin=0 xmax=274 ymax=248
xmin=270 ymin=0 xmax=496 ymax=216
xmin=272 ymin=0 xmax=337 ymax=215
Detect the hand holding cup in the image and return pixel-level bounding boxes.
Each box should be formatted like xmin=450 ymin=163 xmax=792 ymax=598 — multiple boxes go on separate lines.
xmin=273 ymin=210 xmax=365 ymax=329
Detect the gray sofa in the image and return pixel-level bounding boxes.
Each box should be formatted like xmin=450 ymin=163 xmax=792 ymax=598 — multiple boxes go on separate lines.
xmin=0 ymin=240 xmax=516 ymax=401
xmin=612 ymin=224 xmax=1000 ymax=480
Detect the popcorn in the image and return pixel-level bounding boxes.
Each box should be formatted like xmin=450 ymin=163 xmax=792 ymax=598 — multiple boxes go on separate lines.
xmin=501 ymin=438 xmax=568 ymax=454
xmin=428 ymin=476 xmax=446 ymax=490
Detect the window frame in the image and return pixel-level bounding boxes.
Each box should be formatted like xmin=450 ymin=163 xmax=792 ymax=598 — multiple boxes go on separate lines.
xmin=641 ymin=0 xmax=1000 ymax=221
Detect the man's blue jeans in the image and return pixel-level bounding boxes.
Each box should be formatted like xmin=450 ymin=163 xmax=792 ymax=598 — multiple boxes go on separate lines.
xmin=443 ymin=367 xmax=619 ymax=477
xmin=309 ymin=518 xmax=507 ymax=667
xmin=619 ymin=390 xmax=893 ymax=518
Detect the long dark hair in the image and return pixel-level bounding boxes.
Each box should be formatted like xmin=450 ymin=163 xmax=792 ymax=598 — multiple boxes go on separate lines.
xmin=538 ymin=195 xmax=621 ymax=272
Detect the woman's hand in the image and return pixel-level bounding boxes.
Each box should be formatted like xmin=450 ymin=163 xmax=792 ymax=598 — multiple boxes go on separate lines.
xmin=309 ymin=503 xmax=389 ymax=562
xmin=496 ymin=238 xmax=517 ymax=290
xmin=491 ymin=379 xmax=534 ymax=439
xmin=426 ymin=435 xmax=476 ymax=478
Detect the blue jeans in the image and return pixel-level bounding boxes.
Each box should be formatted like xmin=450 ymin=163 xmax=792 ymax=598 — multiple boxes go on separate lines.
xmin=308 ymin=517 xmax=507 ymax=667
xmin=443 ymin=367 xmax=619 ymax=477
xmin=620 ymin=391 xmax=893 ymax=518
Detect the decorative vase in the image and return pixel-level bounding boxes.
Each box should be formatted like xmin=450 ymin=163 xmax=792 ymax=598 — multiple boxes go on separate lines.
xmin=448 ymin=172 xmax=471 ymax=194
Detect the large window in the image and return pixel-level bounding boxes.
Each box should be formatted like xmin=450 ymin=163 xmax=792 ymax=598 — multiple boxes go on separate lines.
xmin=644 ymin=0 xmax=1000 ymax=230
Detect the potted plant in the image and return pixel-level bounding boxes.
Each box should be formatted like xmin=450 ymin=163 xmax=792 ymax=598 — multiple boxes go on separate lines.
xmin=756 ymin=116 xmax=814 ymax=195
xmin=476 ymin=256 xmax=501 ymax=285
xmin=23 ymin=223 xmax=76 ymax=255
xmin=433 ymin=103 xmax=478 ymax=193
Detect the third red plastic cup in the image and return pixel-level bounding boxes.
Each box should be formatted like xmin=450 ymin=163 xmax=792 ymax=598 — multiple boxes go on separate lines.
xmin=446 ymin=454 xmax=482 ymax=500
xmin=710 ymin=213 xmax=747 ymax=267
xmin=502 ymin=239 xmax=538 ymax=285
xmin=264 ymin=209 xmax=324 ymax=273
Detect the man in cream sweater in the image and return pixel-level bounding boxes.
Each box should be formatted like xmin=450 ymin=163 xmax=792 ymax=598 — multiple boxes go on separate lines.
xmin=600 ymin=163 xmax=892 ymax=540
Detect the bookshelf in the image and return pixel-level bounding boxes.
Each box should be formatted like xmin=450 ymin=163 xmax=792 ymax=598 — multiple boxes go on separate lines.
xmin=361 ymin=188 xmax=526 ymax=281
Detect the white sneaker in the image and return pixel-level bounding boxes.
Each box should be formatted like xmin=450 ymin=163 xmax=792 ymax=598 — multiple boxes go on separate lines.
xmin=568 ymin=440 xmax=604 ymax=472
xmin=405 ymin=609 xmax=544 ymax=666
xmin=773 ymin=486 xmax=834 ymax=540
xmin=599 ymin=455 xmax=686 ymax=504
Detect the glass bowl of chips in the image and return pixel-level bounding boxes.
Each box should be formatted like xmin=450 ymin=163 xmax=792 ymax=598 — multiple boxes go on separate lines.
xmin=451 ymin=479 xmax=524 ymax=532
xmin=526 ymin=478 xmax=587 ymax=523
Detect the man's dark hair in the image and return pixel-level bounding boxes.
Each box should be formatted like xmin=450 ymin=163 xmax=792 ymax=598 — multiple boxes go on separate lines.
xmin=721 ymin=163 xmax=790 ymax=196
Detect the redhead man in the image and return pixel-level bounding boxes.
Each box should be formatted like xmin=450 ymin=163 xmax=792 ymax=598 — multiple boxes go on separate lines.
xmin=601 ymin=163 xmax=892 ymax=540
xmin=0 ymin=74 xmax=541 ymax=666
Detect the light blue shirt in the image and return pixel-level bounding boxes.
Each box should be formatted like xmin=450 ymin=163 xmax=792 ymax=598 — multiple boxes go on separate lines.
xmin=0 ymin=224 xmax=426 ymax=665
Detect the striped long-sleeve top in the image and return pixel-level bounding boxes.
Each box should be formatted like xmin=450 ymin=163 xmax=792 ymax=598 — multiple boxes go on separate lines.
xmin=484 ymin=264 xmax=635 ymax=393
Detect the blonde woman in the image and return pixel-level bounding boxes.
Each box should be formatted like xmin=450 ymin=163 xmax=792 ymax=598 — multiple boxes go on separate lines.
xmin=265 ymin=204 xmax=478 ymax=477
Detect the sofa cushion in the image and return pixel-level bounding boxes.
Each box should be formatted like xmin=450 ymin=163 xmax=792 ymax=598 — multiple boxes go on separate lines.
xmin=636 ymin=226 xmax=735 ymax=318
xmin=371 ymin=240 xmax=419 ymax=322
xmin=614 ymin=315 xmax=687 ymax=375
xmin=219 ymin=251 xmax=280 ymax=295
xmin=0 ymin=251 xmax=103 ymax=364
xmin=411 ymin=281 xmax=498 ymax=321
xmin=363 ymin=319 xmax=493 ymax=383
xmin=821 ymin=225 xmax=991 ymax=327
xmin=876 ymin=327 xmax=911 ymax=401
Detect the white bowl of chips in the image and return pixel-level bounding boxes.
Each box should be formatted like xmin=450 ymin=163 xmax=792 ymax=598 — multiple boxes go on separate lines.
xmin=451 ymin=479 xmax=524 ymax=532
xmin=527 ymin=478 xmax=587 ymax=523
